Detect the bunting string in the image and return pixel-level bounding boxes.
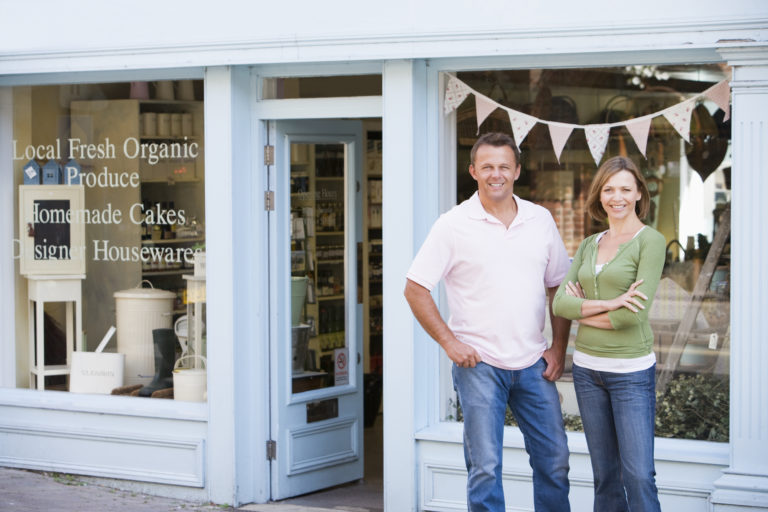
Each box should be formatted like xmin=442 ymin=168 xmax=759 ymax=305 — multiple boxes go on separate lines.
xmin=443 ymin=74 xmax=731 ymax=166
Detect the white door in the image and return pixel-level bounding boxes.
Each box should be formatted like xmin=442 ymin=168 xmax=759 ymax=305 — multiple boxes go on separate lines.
xmin=268 ymin=119 xmax=364 ymax=499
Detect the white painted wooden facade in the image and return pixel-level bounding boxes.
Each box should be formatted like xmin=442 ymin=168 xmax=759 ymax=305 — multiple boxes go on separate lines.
xmin=1 ymin=1 xmax=767 ymax=510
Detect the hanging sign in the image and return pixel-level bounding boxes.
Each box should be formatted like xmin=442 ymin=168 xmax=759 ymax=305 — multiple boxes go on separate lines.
xmin=334 ymin=347 xmax=349 ymax=386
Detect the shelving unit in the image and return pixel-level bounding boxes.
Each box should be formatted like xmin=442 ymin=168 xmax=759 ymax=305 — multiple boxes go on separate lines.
xmin=290 ymin=143 xmax=348 ymax=373
xmin=69 ymin=98 xmax=205 ymax=346
xmin=363 ymin=127 xmax=383 ymax=374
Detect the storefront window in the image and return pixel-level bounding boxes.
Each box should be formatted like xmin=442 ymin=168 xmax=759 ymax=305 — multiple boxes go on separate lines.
xmin=447 ymin=65 xmax=731 ymax=442
xmin=11 ymin=80 xmax=207 ymax=402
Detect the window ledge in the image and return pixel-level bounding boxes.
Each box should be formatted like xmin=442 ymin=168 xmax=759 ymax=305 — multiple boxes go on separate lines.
xmin=416 ymin=421 xmax=729 ymax=466
xmin=0 ymin=387 xmax=207 ymax=422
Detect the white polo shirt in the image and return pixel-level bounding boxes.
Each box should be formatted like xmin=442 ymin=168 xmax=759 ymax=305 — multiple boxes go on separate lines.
xmin=406 ymin=192 xmax=570 ymax=370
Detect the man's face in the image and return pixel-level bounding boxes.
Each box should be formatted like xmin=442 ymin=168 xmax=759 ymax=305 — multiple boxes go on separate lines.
xmin=469 ymin=144 xmax=521 ymax=204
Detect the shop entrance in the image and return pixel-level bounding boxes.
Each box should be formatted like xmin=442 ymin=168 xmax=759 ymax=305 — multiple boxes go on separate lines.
xmin=268 ymin=119 xmax=382 ymax=502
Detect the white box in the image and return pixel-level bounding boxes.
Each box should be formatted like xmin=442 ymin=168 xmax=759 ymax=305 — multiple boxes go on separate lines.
xmin=69 ymin=352 xmax=125 ymax=394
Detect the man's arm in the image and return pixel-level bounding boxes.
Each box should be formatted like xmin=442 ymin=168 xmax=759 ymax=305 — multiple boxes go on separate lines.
xmin=404 ymin=279 xmax=480 ymax=367
xmin=542 ymin=285 xmax=572 ymax=381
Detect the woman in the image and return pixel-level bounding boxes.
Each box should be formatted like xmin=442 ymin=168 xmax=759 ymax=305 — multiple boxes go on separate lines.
xmin=553 ymin=156 xmax=666 ymax=511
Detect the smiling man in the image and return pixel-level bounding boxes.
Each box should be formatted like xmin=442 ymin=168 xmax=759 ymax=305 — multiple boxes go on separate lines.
xmin=404 ymin=132 xmax=573 ymax=511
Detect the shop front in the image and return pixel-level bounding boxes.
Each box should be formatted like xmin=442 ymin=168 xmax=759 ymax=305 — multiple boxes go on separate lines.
xmin=1 ymin=3 xmax=767 ymax=511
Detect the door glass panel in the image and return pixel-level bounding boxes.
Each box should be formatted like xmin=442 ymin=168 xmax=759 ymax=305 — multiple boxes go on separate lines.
xmin=290 ymin=142 xmax=349 ymax=394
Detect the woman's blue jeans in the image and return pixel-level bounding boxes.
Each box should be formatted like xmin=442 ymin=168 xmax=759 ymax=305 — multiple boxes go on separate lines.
xmin=453 ymin=359 xmax=570 ymax=512
xmin=572 ymin=364 xmax=661 ymax=512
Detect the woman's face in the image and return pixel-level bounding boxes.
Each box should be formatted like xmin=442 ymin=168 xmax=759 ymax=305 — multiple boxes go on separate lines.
xmin=600 ymin=170 xmax=642 ymax=223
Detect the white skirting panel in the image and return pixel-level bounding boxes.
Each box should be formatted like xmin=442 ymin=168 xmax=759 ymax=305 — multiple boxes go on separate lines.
xmin=417 ymin=435 xmax=726 ymax=511
xmin=0 ymin=398 xmax=207 ymax=488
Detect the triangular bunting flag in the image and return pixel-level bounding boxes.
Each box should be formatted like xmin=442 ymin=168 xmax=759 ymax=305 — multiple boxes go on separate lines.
xmin=507 ymin=109 xmax=538 ymax=148
xmin=548 ymin=123 xmax=575 ymax=163
xmin=703 ymin=80 xmax=731 ymax=122
xmin=444 ymin=76 xmax=471 ymax=114
xmin=585 ymin=124 xmax=611 ymax=166
xmin=625 ymin=116 xmax=652 ymax=157
xmin=475 ymin=94 xmax=498 ymax=134
xmin=663 ymin=99 xmax=695 ymax=143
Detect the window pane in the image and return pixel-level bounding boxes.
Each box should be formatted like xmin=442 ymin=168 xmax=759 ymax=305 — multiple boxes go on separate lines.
xmin=449 ymin=65 xmax=731 ymax=441
xmin=290 ymin=142 xmax=350 ymax=394
xmin=262 ymin=75 xmax=382 ymax=99
xmin=12 ymin=80 xmax=206 ymax=402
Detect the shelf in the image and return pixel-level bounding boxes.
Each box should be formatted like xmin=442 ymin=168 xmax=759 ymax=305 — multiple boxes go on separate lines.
xmin=317 ymin=259 xmax=344 ymax=264
xmin=30 ymin=364 xmax=71 ymax=376
xmin=140 ymin=178 xmax=201 ymax=184
xmin=143 ymin=269 xmax=193 ymax=277
xmin=316 ymin=176 xmax=344 ymax=181
xmin=140 ymin=135 xmax=200 ymax=141
xmin=317 ymin=294 xmax=344 ymax=301
xmin=142 ymin=237 xmax=204 ymax=245
xmin=316 ymin=231 xmax=344 ymax=236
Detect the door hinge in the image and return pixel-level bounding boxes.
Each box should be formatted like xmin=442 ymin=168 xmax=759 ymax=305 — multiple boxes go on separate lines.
xmin=264 ymin=145 xmax=275 ymax=166
xmin=266 ymin=440 xmax=277 ymax=460
xmin=264 ymin=190 xmax=275 ymax=211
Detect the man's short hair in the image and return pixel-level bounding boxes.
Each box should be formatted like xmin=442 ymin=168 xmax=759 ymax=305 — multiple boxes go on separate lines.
xmin=470 ymin=132 xmax=521 ymax=167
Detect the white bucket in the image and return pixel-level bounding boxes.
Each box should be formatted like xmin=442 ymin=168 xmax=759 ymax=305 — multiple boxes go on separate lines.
xmin=114 ymin=282 xmax=175 ymax=386
xmin=69 ymin=352 xmax=125 ymax=394
xmin=173 ymin=355 xmax=207 ymax=402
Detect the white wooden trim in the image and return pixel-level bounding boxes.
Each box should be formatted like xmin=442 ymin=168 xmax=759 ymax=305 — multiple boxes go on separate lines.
xmin=254 ymin=96 xmax=382 ymax=120
xmin=0 ymin=87 xmax=15 ymax=388
xmin=0 ymin=14 xmax=765 ymax=76
xmin=0 ymin=68 xmax=203 ymax=87
xmin=382 ymin=59 xmax=428 ymax=512
xmin=710 ymin=46 xmax=768 ymax=511
xmin=255 ymin=62 xmax=383 ymax=78
xmin=203 ymin=66 xmax=238 ymax=505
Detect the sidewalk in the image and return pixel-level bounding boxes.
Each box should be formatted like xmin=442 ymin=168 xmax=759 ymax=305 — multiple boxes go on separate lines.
xmin=0 ymin=467 xmax=381 ymax=512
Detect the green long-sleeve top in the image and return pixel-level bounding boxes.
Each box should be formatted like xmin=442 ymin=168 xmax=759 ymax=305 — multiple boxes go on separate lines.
xmin=553 ymin=226 xmax=666 ymax=359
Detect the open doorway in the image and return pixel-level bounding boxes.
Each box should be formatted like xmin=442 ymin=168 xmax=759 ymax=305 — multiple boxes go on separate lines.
xmin=269 ymin=118 xmax=383 ymax=510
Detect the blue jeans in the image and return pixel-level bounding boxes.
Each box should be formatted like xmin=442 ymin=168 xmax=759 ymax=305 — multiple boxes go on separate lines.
xmin=572 ymin=364 xmax=661 ymax=512
xmin=453 ymin=359 xmax=570 ymax=512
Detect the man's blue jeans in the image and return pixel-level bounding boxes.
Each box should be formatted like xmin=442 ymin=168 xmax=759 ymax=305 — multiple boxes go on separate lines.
xmin=452 ymin=359 xmax=571 ymax=512
xmin=572 ymin=364 xmax=661 ymax=512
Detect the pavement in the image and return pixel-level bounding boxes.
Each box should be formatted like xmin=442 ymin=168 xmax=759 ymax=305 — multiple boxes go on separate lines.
xmin=0 ymin=467 xmax=383 ymax=512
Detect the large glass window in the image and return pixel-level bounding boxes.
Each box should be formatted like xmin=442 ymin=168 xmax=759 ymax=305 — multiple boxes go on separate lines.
xmin=11 ymin=80 xmax=207 ymax=402
xmin=446 ymin=64 xmax=731 ymax=442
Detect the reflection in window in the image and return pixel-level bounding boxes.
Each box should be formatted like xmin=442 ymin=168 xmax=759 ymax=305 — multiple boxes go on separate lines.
xmin=450 ymin=65 xmax=731 ymax=441
xmin=12 ymin=80 xmax=206 ymax=401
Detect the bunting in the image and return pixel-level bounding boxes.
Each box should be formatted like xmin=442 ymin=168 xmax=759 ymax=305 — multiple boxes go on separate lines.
xmin=625 ymin=117 xmax=653 ymax=157
xmin=508 ymin=110 xmax=538 ymax=148
xmin=585 ymin=124 xmax=611 ymax=166
xmin=662 ymin=99 xmax=696 ymax=143
xmin=444 ymin=76 xmax=472 ymax=114
xmin=549 ymin=123 xmax=574 ymax=163
xmin=443 ymin=74 xmax=731 ymax=168
xmin=475 ymin=95 xmax=498 ymax=134
xmin=703 ymin=80 xmax=731 ymax=122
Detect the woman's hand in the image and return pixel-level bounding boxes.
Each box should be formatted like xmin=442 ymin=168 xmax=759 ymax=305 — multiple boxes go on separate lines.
xmin=565 ymin=281 xmax=585 ymax=298
xmin=607 ymin=279 xmax=647 ymax=313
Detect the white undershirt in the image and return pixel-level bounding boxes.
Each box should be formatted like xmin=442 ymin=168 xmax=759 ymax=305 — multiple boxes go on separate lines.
xmin=572 ymin=227 xmax=656 ymax=373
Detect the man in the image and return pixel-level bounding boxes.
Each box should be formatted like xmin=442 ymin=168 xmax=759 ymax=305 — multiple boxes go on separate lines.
xmin=404 ymin=132 xmax=572 ymax=511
